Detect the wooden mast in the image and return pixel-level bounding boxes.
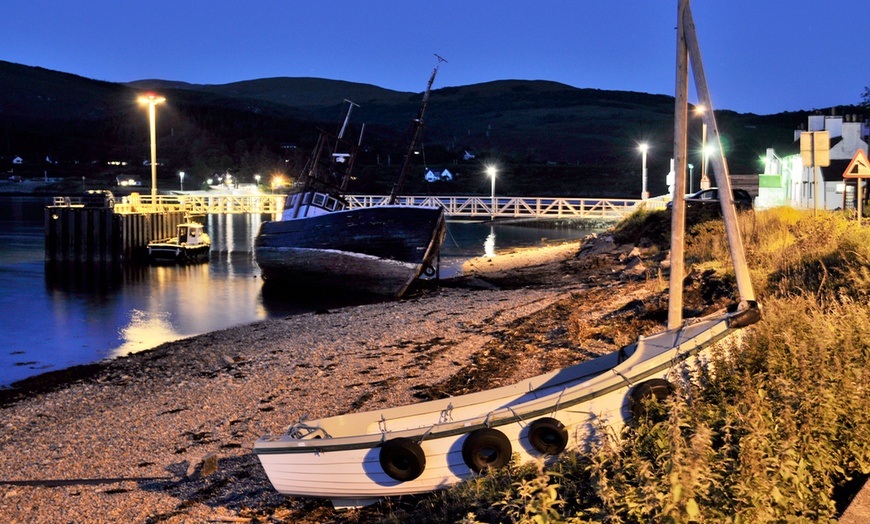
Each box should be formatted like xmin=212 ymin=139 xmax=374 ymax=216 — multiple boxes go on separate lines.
xmin=670 ymin=0 xmax=757 ymax=328
xmin=669 ymin=0 xmax=689 ymax=329
xmin=682 ymin=2 xmax=756 ymax=307
xmin=388 ymin=54 xmax=446 ymax=205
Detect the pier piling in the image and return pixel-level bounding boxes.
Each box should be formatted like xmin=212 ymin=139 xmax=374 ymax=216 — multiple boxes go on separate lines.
xmin=44 ymin=205 xmax=185 ymax=263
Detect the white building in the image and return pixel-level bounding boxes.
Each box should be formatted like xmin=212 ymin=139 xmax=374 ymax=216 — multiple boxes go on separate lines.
xmin=424 ymin=168 xmax=454 ymax=182
xmin=760 ymin=112 xmax=869 ymax=210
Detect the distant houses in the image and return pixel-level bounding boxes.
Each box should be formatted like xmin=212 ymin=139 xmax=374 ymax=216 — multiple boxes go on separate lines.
xmin=424 ymin=168 xmax=454 ymax=183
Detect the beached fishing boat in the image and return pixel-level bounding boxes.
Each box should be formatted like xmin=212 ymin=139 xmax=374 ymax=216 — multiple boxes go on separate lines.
xmin=147 ymin=221 xmax=210 ymax=263
xmin=254 ymin=57 xmax=447 ymax=298
xmin=254 ymin=3 xmax=761 ymax=508
xmin=254 ymin=303 xmax=759 ymax=509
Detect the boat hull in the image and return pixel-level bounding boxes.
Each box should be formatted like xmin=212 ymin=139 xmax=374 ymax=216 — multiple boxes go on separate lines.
xmin=254 ymin=305 xmax=759 ymax=507
xmin=147 ymin=241 xmax=210 ymax=263
xmin=254 ymin=205 xmax=446 ymax=297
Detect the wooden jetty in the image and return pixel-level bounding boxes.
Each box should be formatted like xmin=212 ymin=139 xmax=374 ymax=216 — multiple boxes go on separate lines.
xmin=44 ymin=200 xmax=185 ymax=263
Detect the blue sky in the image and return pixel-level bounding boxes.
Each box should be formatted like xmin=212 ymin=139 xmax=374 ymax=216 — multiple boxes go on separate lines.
xmin=4 ymin=1 xmax=867 ymax=115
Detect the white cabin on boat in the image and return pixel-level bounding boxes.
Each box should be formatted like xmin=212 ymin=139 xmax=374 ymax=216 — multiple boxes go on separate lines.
xmin=280 ymin=191 xmax=348 ymax=221
xmin=178 ymin=223 xmax=206 ymax=246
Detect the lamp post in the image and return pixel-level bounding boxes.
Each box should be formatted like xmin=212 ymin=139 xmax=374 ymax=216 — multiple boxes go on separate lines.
xmin=695 ymin=105 xmax=710 ymax=190
xmin=138 ymin=93 xmax=166 ymax=198
xmin=255 ymin=174 xmax=261 ymax=190
xmin=702 ymin=145 xmax=714 ymax=190
xmin=179 ymin=171 xmax=185 ymax=191
xmin=639 ymin=143 xmax=649 ymax=200
xmin=688 ymin=164 xmax=694 ymax=194
xmin=487 ymin=166 xmax=497 ymax=219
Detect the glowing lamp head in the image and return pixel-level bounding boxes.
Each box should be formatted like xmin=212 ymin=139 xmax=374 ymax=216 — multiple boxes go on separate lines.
xmin=138 ymin=93 xmax=166 ymax=105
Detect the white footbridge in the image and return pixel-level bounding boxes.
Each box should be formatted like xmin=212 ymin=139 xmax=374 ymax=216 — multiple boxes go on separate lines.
xmin=110 ymin=193 xmax=667 ymax=221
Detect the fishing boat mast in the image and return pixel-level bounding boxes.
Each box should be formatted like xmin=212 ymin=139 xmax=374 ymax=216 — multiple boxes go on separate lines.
xmin=388 ymin=54 xmax=447 ymax=205
xmin=289 ymin=99 xmax=361 ymax=218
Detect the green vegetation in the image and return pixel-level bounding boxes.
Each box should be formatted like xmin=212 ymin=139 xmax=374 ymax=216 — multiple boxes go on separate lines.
xmin=389 ymin=208 xmax=870 ymax=523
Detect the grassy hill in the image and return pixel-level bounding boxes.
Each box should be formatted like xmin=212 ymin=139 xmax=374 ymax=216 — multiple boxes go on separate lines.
xmin=0 ymin=60 xmax=848 ymax=197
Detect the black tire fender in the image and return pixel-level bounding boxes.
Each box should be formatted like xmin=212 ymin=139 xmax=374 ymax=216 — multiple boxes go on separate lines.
xmin=627 ymin=378 xmax=675 ymax=421
xmin=379 ymin=437 xmax=426 ymax=482
xmin=462 ymin=428 xmax=512 ymax=473
xmin=527 ymin=417 xmax=569 ymax=455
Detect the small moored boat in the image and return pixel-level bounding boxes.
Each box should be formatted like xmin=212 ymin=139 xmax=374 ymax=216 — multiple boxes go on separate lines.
xmin=147 ymin=221 xmax=211 ymax=263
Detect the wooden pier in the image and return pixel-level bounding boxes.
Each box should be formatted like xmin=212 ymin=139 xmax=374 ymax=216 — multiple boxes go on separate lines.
xmin=44 ymin=204 xmax=185 ymax=263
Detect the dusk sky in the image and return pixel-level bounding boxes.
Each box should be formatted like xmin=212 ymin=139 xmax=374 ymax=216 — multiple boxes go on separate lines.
xmin=4 ymin=1 xmax=867 ymax=115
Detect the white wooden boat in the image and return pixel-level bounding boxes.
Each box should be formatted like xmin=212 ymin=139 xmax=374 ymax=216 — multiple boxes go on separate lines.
xmin=254 ymin=303 xmax=759 ymax=508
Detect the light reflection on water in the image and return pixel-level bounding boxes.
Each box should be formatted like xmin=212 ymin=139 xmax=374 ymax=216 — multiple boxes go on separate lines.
xmin=0 ymin=196 xmax=600 ymax=386
xmin=114 ymin=309 xmax=181 ymax=357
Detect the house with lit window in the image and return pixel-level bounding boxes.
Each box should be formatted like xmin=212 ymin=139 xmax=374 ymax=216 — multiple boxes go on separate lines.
xmin=759 ymin=111 xmax=869 ymax=210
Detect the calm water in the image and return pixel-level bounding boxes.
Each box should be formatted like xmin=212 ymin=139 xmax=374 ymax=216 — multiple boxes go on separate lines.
xmin=0 ymin=196 xmax=597 ymax=387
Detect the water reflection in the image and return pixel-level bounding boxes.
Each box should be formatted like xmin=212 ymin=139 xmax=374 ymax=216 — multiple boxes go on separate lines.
xmin=114 ymin=309 xmax=183 ymax=357
xmin=484 ymin=226 xmax=496 ymax=257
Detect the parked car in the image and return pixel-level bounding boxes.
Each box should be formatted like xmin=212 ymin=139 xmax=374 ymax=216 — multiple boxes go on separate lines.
xmin=667 ymin=188 xmax=753 ymax=211
xmin=80 ymin=189 xmax=115 ymax=208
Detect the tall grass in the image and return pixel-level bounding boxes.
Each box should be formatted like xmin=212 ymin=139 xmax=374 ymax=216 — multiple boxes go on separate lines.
xmin=400 ymin=208 xmax=870 ymax=523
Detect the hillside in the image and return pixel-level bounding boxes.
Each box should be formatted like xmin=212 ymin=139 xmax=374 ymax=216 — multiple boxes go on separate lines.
xmin=0 ymin=60 xmax=834 ymax=197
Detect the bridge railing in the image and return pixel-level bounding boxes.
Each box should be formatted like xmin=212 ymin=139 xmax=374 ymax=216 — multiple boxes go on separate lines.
xmin=109 ymin=193 xmax=667 ymax=220
xmin=112 ymin=194 xmax=285 ymax=215
xmin=347 ymin=195 xmax=667 ymax=220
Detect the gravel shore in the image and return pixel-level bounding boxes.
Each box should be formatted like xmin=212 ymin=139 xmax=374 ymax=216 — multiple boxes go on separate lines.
xmin=0 ymin=236 xmax=661 ymax=523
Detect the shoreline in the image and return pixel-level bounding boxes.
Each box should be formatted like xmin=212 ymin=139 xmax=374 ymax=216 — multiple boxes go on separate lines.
xmin=1 ymin=237 xmax=625 ymax=523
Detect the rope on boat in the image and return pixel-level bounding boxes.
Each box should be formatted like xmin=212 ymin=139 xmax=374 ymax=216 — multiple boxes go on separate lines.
xmin=551 ymin=388 xmax=567 ymax=418
xmin=418 ymin=425 xmax=435 ymax=443
xmin=438 ymin=403 xmax=454 ymax=424
xmin=504 ymin=405 xmax=525 ymax=427
xmin=286 ymin=421 xmax=331 ymax=439
xmin=611 ymin=368 xmax=634 ymax=387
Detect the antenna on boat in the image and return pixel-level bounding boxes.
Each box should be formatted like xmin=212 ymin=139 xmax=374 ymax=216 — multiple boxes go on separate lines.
xmin=670 ymin=0 xmax=756 ymax=328
xmin=338 ymin=99 xmax=359 ymax=140
xmin=388 ymin=54 xmax=447 ymax=204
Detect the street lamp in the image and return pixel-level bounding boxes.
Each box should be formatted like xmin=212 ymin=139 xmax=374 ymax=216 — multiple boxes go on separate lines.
xmin=688 ymin=164 xmax=694 ymax=194
xmin=138 ymin=93 xmax=166 ymax=198
xmin=487 ymin=166 xmax=497 ymax=219
xmin=695 ymin=105 xmax=710 ymax=191
xmin=702 ymin=145 xmax=715 ymax=190
xmin=179 ymin=171 xmax=185 ymax=191
xmin=255 ymin=174 xmax=261 ymax=190
xmin=639 ymin=143 xmax=649 ymax=200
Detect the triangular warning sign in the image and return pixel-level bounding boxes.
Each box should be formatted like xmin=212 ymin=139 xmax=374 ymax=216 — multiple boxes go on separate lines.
xmin=843 ymin=149 xmax=870 ymax=178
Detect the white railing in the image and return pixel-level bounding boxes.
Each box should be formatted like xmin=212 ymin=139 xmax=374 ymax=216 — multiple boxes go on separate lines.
xmin=107 ymin=193 xmax=667 ymax=220
xmin=347 ymin=195 xmax=667 ymax=220
xmin=112 ymin=194 xmax=285 ymax=215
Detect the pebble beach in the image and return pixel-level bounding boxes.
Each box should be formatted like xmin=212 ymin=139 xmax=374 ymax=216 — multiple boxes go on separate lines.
xmin=1 ymin=238 xmax=639 ymax=523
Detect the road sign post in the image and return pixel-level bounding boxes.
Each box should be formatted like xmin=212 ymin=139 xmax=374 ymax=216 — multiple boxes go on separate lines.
xmin=842 ymin=149 xmax=870 ymax=226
